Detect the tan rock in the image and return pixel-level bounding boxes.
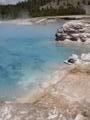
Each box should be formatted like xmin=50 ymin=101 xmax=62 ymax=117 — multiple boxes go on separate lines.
xmin=74 ymin=114 xmax=87 ymax=120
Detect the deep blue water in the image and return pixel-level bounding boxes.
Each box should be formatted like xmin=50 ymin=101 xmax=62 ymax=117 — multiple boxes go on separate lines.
xmin=0 ymin=22 xmax=89 ymax=101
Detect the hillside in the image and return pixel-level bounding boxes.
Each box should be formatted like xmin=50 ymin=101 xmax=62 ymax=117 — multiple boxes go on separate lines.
xmin=0 ymin=0 xmax=89 ymax=19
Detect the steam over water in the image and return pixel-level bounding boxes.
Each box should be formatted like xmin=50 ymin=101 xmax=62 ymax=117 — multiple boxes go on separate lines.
xmin=0 ymin=22 xmax=89 ymax=101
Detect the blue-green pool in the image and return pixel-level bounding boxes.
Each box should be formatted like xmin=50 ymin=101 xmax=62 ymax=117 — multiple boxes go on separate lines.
xmin=0 ymin=22 xmax=89 ymax=101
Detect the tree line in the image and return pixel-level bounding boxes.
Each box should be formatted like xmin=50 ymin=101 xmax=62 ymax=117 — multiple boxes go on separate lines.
xmin=0 ymin=0 xmax=86 ymax=19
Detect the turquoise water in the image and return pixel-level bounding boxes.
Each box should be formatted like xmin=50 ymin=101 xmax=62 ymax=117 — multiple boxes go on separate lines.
xmin=0 ymin=22 xmax=89 ymax=101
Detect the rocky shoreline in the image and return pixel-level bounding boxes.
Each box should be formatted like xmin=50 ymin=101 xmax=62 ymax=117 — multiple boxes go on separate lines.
xmin=0 ymin=61 xmax=90 ymax=120
xmin=0 ymin=15 xmax=90 ymax=25
xmin=0 ymin=52 xmax=90 ymax=120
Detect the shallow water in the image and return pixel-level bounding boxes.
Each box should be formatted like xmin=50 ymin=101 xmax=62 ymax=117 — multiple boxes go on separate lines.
xmin=0 ymin=22 xmax=90 ymax=101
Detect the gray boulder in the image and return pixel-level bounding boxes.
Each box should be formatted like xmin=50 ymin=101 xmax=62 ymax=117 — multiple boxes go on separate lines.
xmin=55 ymin=21 xmax=90 ymax=42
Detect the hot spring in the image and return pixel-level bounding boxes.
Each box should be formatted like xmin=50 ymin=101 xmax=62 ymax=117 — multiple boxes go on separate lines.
xmin=0 ymin=21 xmax=89 ymax=101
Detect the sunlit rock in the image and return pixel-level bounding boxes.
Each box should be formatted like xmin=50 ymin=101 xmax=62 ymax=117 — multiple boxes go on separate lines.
xmin=63 ymin=21 xmax=86 ymax=33
xmin=55 ymin=21 xmax=90 ymax=42
xmin=74 ymin=114 xmax=86 ymax=120
xmin=81 ymin=53 xmax=90 ymax=62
